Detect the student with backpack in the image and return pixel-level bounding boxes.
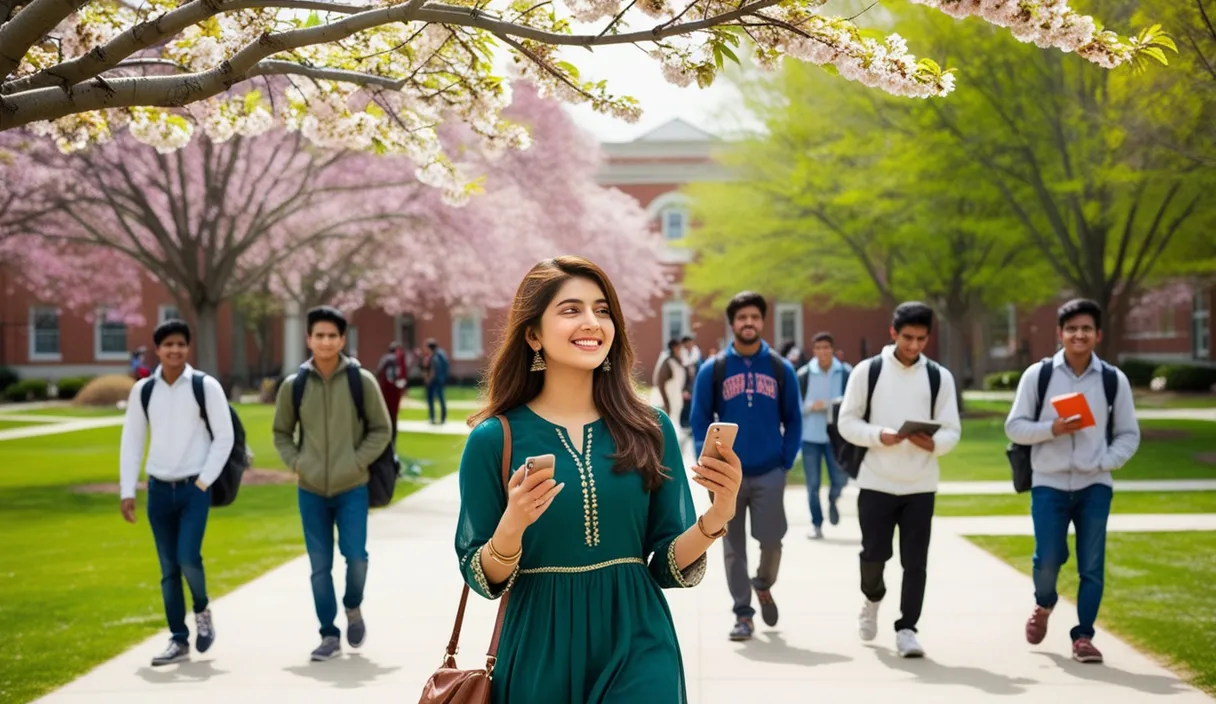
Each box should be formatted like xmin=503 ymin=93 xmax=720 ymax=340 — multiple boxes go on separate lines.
xmin=836 ymin=302 xmax=961 ymax=658
xmin=1004 ymin=298 xmax=1140 ymax=665
xmin=119 ymin=320 xmax=236 ymax=666
xmin=272 ymin=306 xmax=393 ymax=662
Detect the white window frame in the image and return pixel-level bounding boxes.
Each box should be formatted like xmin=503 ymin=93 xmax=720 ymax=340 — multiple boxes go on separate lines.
xmin=1195 ymin=289 xmax=1211 ymax=359
xmin=661 ymin=300 xmax=691 ymax=346
xmin=774 ymin=302 xmax=803 ymax=351
xmin=94 ymin=308 xmax=130 ymax=361
xmin=29 ymin=306 xmax=62 ymax=361
xmin=989 ymin=303 xmax=1017 ymax=358
xmin=452 ymin=308 xmax=484 ymax=361
xmin=660 ymin=206 xmax=688 ymax=241
xmin=157 ymin=304 xmax=182 ymax=325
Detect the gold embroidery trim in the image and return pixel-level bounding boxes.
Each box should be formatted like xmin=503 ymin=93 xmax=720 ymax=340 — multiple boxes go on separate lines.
xmin=519 ymin=557 xmax=644 ymax=575
xmin=667 ymin=541 xmax=706 ymax=588
xmin=555 ymin=426 xmax=600 ymax=547
xmin=470 ymin=544 xmax=519 ymax=598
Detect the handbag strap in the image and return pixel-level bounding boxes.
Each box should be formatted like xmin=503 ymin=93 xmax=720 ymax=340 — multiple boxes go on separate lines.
xmin=443 ymin=414 xmax=514 ymax=671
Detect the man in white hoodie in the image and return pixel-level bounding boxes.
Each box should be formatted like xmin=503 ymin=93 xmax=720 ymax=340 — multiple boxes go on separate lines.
xmin=837 ymin=302 xmax=962 ymax=658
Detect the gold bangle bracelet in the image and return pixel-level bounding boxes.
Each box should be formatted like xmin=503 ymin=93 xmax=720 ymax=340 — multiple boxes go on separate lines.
xmin=697 ymin=515 xmax=728 ymax=540
xmin=486 ymin=539 xmax=521 ymax=565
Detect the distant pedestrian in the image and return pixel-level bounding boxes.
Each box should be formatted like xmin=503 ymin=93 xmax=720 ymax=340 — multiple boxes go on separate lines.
xmin=796 ymin=331 xmax=852 ymax=539
xmin=424 ymin=338 xmax=449 ymax=425
xmin=377 ymin=341 xmax=406 ymax=444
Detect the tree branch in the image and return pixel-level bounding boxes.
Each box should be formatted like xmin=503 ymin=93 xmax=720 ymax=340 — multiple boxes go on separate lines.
xmin=0 ymin=0 xmax=91 ymax=81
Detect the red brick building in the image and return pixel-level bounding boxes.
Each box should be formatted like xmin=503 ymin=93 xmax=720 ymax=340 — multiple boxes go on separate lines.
xmin=2 ymin=120 xmax=1213 ymax=388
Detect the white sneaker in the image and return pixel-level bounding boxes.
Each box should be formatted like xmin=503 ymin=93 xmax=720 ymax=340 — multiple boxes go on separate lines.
xmin=807 ymin=527 xmax=824 ymax=540
xmin=896 ymin=629 xmax=924 ymax=658
xmin=858 ymin=599 xmax=880 ymax=641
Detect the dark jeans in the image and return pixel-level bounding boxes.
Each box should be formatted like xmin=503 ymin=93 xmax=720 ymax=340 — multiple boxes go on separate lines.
xmin=147 ymin=477 xmax=211 ymax=644
xmin=858 ymin=488 xmax=934 ymax=633
xmin=1031 ymin=484 xmax=1112 ymax=641
xmin=723 ymin=468 xmax=788 ymax=619
xmin=426 ymin=380 xmax=446 ymax=424
xmin=299 ymin=485 xmax=370 ymax=639
xmin=801 ymin=441 xmax=848 ymax=528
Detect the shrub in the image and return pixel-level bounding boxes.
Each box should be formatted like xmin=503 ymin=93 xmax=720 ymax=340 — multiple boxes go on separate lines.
xmin=73 ymin=374 xmax=136 ymax=407
xmin=0 ymin=366 xmax=18 ymax=393
xmin=984 ymin=369 xmax=1023 ymax=391
xmin=1116 ymin=359 xmax=1158 ymax=388
xmin=1151 ymin=364 xmax=1216 ymax=393
xmin=56 ymin=376 xmax=93 ymax=400
xmin=3 ymin=378 xmax=49 ymax=402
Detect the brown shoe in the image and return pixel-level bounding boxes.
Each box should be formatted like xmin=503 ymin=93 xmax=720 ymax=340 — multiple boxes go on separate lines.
xmin=755 ymin=589 xmax=779 ymax=627
xmin=1072 ymin=637 xmax=1104 ymax=664
xmin=1025 ymin=605 xmax=1051 ymax=644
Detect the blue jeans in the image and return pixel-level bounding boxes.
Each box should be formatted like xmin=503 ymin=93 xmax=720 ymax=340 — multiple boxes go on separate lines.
xmin=802 ymin=441 xmax=848 ymax=528
xmin=427 ymin=380 xmax=447 ymax=423
xmin=1030 ymin=484 xmax=1112 ymax=641
xmin=299 ymin=485 xmax=370 ymax=639
xmin=147 ymin=477 xmax=211 ymax=644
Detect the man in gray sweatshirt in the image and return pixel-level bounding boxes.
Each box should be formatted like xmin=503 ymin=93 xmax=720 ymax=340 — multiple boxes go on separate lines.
xmin=1004 ymin=298 xmax=1140 ymax=665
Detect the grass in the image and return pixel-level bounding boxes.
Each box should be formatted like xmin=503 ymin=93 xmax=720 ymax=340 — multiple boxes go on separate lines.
xmin=785 ymin=418 xmax=1216 ymax=484
xmin=935 ymin=491 xmax=1216 ymax=516
xmin=1132 ymin=392 xmax=1216 ymax=409
xmin=4 ymin=405 xmax=125 ymax=417
xmin=0 ymin=409 xmax=468 ymax=704
xmin=0 ymin=419 xmax=38 ymax=431
xmin=404 ymin=385 xmax=482 ymax=402
xmin=968 ymin=532 xmax=1216 ymax=696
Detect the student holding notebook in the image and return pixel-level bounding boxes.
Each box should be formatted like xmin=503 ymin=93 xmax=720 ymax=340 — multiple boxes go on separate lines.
xmin=1004 ymin=298 xmax=1141 ymax=665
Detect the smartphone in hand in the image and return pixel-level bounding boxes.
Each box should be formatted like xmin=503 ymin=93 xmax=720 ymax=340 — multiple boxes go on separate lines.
xmin=700 ymin=422 xmax=739 ymax=462
xmin=523 ymin=454 xmax=555 ymax=482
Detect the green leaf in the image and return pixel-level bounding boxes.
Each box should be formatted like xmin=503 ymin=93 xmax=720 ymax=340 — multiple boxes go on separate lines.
xmin=303 ymin=11 xmax=321 ymax=27
xmin=555 ymin=61 xmax=580 ymax=79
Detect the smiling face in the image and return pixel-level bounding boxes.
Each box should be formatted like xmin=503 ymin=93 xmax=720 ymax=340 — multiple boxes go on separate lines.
xmin=1058 ymin=312 xmax=1101 ymax=359
xmin=528 ymin=276 xmax=615 ymax=373
xmin=890 ymin=324 xmax=930 ymax=364
xmin=731 ymin=305 xmax=764 ymax=345
xmin=156 ymin=333 xmax=189 ymax=371
xmin=307 ymin=321 xmax=345 ymax=364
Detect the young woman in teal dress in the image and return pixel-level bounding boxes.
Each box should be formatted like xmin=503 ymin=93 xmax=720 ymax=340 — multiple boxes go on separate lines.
xmin=454 ymin=256 xmax=743 ymax=703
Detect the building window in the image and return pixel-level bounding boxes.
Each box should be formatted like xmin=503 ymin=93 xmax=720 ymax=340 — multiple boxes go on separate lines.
xmin=988 ymin=303 xmax=1017 ymax=358
xmin=158 ymin=304 xmax=181 ymax=324
xmin=453 ymin=309 xmax=483 ymax=361
xmin=344 ymin=325 xmax=359 ymax=361
xmin=774 ymin=302 xmax=803 ymax=351
xmin=95 ymin=308 xmax=129 ymax=360
xmin=1195 ymin=290 xmax=1211 ymax=359
xmin=661 ymin=301 xmax=690 ymax=345
xmin=661 ymin=207 xmax=688 ymax=241
xmin=29 ymin=307 xmax=61 ymax=360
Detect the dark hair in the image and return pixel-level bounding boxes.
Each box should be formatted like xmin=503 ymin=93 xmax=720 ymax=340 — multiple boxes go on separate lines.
xmin=1058 ymin=298 xmax=1103 ymax=331
xmin=726 ymin=291 xmax=767 ymax=322
xmin=426 ymin=338 xmax=438 ymax=350
xmin=153 ymin=319 xmax=191 ymax=346
xmin=892 ymin=301 xmax=934 ymax=333
xmin=812 ymin=331 xmax=834 ymax=346
xmin=668 ymin=338 xmax=682 ymax=351
xmin=778 ymin=340 xmax=796 ymax=357
xmin=471 ymin=256 xmax=667 ymax=492
xmin=307 ymin=306 xmax=348 ymax=335
xmin=681 ymin=335 xmax=693 ymax=343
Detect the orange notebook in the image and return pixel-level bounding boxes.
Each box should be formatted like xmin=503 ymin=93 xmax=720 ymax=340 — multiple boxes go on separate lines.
xmin=1050 ymin=392 xmax=1096 ymax=430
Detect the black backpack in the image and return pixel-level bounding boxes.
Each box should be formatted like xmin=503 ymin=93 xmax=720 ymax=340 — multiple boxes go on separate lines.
xmin=291 ymin=362 xmax=399 ymax=508
xmin=1006 ymin=358 xmax=1118 ymax=493
xmin=709 ymin=348 xmax=789 ymax=420
xmin=836 ymin=355 xmax=941 ymax=479
xmin=141 ymin=372 xmax=250 ymax=508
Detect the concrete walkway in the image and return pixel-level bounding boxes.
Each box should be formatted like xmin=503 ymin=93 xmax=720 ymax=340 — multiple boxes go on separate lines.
xmin=37 ymin=465 xmax=1213 ymax=703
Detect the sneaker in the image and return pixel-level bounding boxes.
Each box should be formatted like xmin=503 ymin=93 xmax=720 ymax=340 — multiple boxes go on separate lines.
xmin=1025 ymin=605 xmax=1051 ymax=645
xmin=858 ymin=599 xmax=881 ymax=641
xmin=729 ymin=617 xmax=754 ymax=641
xmin=829 ymin=502 xmax=840 ymax=526
xmin=151 ymin=639 xmax=190 ymax=667
xmin=1072 ymin=637 xmax=1104 ymax=664
xmin=346 ymin=607 xmax=366 ymax=648
xmin=195 ymin=608 xmax=215 ymax=653
xmin=310 ymin=636 xmax=342 ymax=661
xmin=755 ymin=588 xmax=779 ymax=627
xmin=808 ymin=526 xmax=824 ymax=540
xmin=896 ymin=629 xmax=925 ymax=658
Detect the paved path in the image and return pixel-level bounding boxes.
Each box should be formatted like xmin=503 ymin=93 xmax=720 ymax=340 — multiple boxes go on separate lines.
xmin=36 ymin=464 xmax=1213 ymax=703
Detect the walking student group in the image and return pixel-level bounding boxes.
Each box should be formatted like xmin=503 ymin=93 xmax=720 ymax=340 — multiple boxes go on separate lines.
xmin=119 ymin=256 xmax=1141 ymax=703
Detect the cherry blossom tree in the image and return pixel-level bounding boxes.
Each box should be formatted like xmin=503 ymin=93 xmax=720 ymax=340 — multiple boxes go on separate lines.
xmin=0 ymin=0 xmax=1173 ymax=195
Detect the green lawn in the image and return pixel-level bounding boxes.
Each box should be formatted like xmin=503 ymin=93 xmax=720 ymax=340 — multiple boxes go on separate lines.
xmin=936 ymin=491 xmax=1216 ymax=517
xmin=4 ymin=405 xmax=125 ymax=417
xmin=0 ymin=419 xmax=39 ymax=431
xmin=1133 ymin=392 xmax=1216 ymax=409
xmin=404 ymin=385 xmax=482 ymax=402
xmin=786 ymin=418 xmax=1216 ymax=484
xmin=969 ymin=532 xmax=1216 ymax=696
xmin=399 ymin=407 xmax=473 ymax=423
xmin=0 ymin=409 xmax=468 ymax=704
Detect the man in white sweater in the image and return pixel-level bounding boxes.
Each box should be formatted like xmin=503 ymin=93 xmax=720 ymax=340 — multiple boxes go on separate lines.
xmin=837 ymin=302 xmax=962 ymax=658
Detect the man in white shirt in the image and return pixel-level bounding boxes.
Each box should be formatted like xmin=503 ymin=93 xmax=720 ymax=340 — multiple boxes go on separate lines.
xmin=837 ymin=302 xmax=961 ymax=658
xmin=119 ymin=320 xmax=235 ymax=667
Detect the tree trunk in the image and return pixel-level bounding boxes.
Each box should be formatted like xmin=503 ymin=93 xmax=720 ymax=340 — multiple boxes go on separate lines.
xmin=193 ymin=302 xmax=221 ymax=376
xmin=940 ymin=313 xmax=969 ymax=414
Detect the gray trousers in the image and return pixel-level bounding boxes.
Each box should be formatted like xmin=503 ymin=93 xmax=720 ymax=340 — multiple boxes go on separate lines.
xmin=722 ymin=467 xmax=788 ymax=619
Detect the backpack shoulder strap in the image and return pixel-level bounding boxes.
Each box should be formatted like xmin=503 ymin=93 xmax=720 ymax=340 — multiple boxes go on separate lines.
xmin=191 ymin=372 xmax=214 ymax=438
xmin=346 ymin=364 xmax=367 ymax=426
xmin=797 ymin=364 xmax=809 ymax=399
xmin=926 ymin=360 xmax=941 ymax=420
xmin=863 ymin=355 xmax=882 ymax=422
xmin=711 ymin=350 xmax=727 ymax=419
xmin=1101 ymin=362 xmax=1118 ymax=445
xmin=1034 ymin=357 xmax=1054 ymax=421
xmin=497 ymin=414 xmax=512 ymax=493
xmin=771 ymin=352 xmax=786 ymax=402
xmin=140 ymin=379 xmax=155 ymax=420
xmin=291 ymin=369 xmax=309 ymax=419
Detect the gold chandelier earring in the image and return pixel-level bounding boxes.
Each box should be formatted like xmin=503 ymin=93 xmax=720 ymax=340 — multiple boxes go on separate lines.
xmin=601 ymin=355 xmax=611 ymax=372
xmin=530 ymin=349 xmax=547 ymax=372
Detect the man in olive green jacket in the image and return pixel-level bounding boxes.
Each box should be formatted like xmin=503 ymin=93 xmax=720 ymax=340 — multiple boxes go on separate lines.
xmin=272 ymin=306 xmax=392 ymax=662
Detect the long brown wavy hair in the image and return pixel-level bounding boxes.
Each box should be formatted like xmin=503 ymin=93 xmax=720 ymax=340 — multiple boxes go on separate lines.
xmin=469 ymin=256 xmax=668 ymax=491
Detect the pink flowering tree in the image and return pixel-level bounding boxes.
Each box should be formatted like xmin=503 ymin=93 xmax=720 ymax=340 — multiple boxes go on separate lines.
xmin=0 ymin=0 xmax=1172 ymax=183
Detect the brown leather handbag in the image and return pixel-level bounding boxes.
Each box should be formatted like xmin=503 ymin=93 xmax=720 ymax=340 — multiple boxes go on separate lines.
xmin=418 ymin=415 xmax=514 ymax=704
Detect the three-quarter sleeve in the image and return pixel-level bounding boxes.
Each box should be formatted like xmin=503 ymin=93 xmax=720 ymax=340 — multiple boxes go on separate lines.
xmin=644 ymin=409 xmax=707 ymax=589
xmin=455 ymin=417 xmax=518 ymax=599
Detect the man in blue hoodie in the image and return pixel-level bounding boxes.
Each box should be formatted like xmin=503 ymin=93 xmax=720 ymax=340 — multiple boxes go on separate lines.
xmin=691 ymin=291 xmax=803 ymax=642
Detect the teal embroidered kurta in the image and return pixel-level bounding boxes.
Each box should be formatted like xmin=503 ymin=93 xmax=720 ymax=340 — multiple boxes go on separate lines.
xmin=455 ymin=405 xmax=706 ymax=704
